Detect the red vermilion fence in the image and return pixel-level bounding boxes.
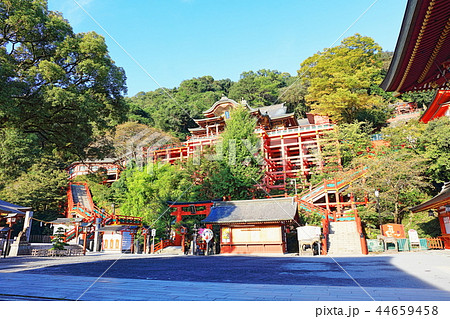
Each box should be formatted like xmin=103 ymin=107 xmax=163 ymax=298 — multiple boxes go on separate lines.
xmin=427 ymin=237 xmax=444 ymax=249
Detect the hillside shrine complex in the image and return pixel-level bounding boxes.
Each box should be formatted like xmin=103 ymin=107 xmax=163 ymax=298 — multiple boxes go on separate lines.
xmin=1 ymin=0 xmax=450 ymax=257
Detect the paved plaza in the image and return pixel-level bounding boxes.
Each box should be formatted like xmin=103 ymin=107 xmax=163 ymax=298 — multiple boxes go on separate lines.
xmin=0 ymin=251 xmax=450 ymax=301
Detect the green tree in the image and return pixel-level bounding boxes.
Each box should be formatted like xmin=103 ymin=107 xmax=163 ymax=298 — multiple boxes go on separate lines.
xmin=181 ymin=152 xmax=223 ymax=200
xmin=0 ymin=156 xmax=68 ymax=223
xmin=380 ymin=117 xmax=450 ymax=185
xmin=401 ymin=90 xmax=436 ymax=109
xmin=380 ymin=119 xmax=425 ymax=149
xmin=0 ymin=128 xmax=40 ymax=183
xmin=126 ymin=76 xmax=231 ymax=139
xmin=319 ymin=121 xmax=372 ymax=170
xmin=178 ymin=105 xmax=264 ymax=200
xmin=216 ymin=104 xmax=263 ymax=199
xmin=348 ymin=149 xmax=430 ymax=224
xmin=112 ymin=121 xmax=177 ymax=160
xmin=228 ymin=70 xmax=291 ymax=107
xmin=113 ymin=163 xmax=196 ymax=235
xmin=278 ymin=79 xmax=309 ymax=116
xmin=299 ymin=34 xmax=384 ymax=123
xmin=418 ymin=117 xmax=450 ymax=184
xmin=0 ymin=0 xmax=128 ymax=159
xmin=51 ymin=227 xmax=68 ymax=250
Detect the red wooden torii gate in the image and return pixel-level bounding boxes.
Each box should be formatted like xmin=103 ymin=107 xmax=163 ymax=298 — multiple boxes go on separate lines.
xmin=167 ymin=200 xmax=216 ymax=246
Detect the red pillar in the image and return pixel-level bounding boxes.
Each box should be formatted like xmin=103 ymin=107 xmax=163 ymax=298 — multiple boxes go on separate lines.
xmin=174 ymin=207 xmax=183 ymax=246
xmin=143 ymin=233 xmax=148 ymax=254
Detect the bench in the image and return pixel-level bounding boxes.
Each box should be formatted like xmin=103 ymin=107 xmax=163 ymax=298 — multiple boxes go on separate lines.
xmin=377 ymin=235 xmax=398 ymax=251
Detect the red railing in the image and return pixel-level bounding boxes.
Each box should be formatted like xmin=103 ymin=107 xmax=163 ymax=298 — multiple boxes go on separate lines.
xmin=297 ymin=199 xmax=332 ymax=219
xmin=299 ymin=167 xmax=368 ymax=203
xmin=108 ymin=214 xmax=142 ymax=226
xmin=63 ymin=227 xmax=79 ymax=243
xmin=355 ymin=213 xmax=368 ymax=254
xmin=321 ymin=214 xmax=329 ymax=255
xmin=153 ymin=239 xmax=174 ymax=253
xmin=70 ymin=203 xmax=92 ymax=219
xmin=67 ymin=183 xmax=75 ymax=215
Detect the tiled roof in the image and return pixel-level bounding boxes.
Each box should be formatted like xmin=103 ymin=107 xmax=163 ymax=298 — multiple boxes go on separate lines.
xmin=381 ymin=0 xmax=450 ymax=94
xmin=202 ymin=96 xmax=238 ymax=115
xmin=248 ymin=103 xmax=289 ymax=119
xmin=203 ymin=197 xmax=297 ymax=224
xmin=0 ymin=199 xmax=30 ymax=215
xmin=410 ymin=182 xmax=450 ymax=212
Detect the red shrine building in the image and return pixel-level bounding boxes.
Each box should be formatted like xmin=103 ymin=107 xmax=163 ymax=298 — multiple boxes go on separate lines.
xmin=381 ymin=0 xmax=450 ymax=248
xmin=150 ymin=96 xmax=335 ymax=191
xmin=380 ymin=0 xmax=450 ymax=95
xmin=420 ymin=89 xmax=450 ymax=123
xmin=203 ymin=197 xmax=298 ymax=254
xmin=411 ymin=183 xmax=450 ymax=249
xmin=66 ymin=159 xmax=122 ymax=183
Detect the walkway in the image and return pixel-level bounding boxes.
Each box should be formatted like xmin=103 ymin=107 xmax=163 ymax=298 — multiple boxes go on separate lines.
xmin=0 ymin=251 xmax=449 ymax=301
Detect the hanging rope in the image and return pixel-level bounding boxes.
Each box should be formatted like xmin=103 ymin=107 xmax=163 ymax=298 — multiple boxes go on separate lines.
xmin=30 ymin=217 xmax=59 ymax=225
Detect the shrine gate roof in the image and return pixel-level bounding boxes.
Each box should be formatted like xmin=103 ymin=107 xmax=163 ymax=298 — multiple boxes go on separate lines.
xmin=380 ymin=0 xmax=450 ymax=95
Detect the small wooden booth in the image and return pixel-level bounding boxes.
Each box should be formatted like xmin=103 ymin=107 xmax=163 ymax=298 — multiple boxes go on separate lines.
xmin=410 ymin=182 xmax=450 ymax=249
xmin=203 ymin=197 xmax=298 ymax=254
xmin=99 ymin=225 xmax=139 ymax=253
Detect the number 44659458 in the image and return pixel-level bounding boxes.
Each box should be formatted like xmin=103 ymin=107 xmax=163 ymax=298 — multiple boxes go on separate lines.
xmin=376 ymin=306 xmax=438 ymax=316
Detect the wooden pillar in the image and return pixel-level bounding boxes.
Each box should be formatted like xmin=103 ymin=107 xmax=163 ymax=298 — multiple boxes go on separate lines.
xmin=280 ymin=135 xmax=286 ymax=189
xmin=438 ymin=208 xmax=448 ymax=235
xmin=350 ymin=193 xmax=357 ymax=213
xmin=176 ymin=207 xmax=183 ymax=223
xmin=3 ymin=229 xmax=11 ymax=258
xmin=181 ymin=233 xmax=186 ymax=253
xmin=83 ymin=231 xmax=87 ymax=255
xmin=335 ymin=180 xmax=342 ymax=218
xmin=325 ymin=191 xmax=331 ymax=211
xmin=143 ymin=233 xmax=147 ymax=254
xmin=173 ymin=207 xmax=183 ymax=246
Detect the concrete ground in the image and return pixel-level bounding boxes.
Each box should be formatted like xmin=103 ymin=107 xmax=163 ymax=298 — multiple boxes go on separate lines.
xmin=0 ymin=250 xmax=449 ymax=301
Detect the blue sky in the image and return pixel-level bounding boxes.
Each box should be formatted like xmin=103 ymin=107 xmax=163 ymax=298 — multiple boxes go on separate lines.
xmin=48 ymin=0 xmax=408 ymax=97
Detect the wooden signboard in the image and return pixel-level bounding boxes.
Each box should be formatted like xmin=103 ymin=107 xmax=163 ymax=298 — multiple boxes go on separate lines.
xmin=381 ymin=224 xmax=406 ymax=238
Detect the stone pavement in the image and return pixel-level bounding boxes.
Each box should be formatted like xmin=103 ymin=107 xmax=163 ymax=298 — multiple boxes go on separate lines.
xmin=0 ymin=251 xmax=449 ymax=301
xmin=1 ymin=272 xmax=450 ymax=301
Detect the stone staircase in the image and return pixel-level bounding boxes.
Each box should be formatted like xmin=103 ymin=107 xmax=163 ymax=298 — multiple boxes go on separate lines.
xmin=71 ymin=184 xmax=93 ymax=210
xmin=157 ymin=245 xmax=183 ymax=255
xmin=327 ymin=221 xmax=362 ymax=255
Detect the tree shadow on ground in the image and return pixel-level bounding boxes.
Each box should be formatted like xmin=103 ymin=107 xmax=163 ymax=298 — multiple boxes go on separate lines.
xmin=18 ymin=255 xmax=439 ymax=290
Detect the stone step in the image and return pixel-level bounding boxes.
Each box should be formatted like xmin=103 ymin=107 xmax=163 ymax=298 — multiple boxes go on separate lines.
xmin=327 ymin=220 xmax=362 ymax=255
xmin=157 ymin=246 xmax=183 ymax=255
